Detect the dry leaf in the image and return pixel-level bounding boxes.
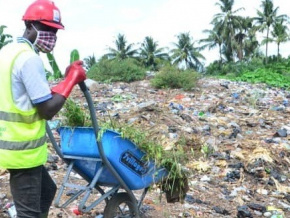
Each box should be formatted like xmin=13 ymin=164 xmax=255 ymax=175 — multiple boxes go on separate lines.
xmin=231 ymin=150 xmax=247 ymax=160
xmin=215 ymin=160 xmax=228 ymax=168
xmin=248 ymin=147 xmax=273 ymax=163
xmin=272 ymin=177 xmax=290 ymax=194
xmin=186 ymin=161 xmax=211 ymax=172
xmin=0 ymin=169 xmax=6 ymax=176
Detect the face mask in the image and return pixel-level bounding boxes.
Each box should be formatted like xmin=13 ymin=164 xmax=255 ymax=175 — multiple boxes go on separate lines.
xmin=32 ymin=24 xmax=57 ymax=53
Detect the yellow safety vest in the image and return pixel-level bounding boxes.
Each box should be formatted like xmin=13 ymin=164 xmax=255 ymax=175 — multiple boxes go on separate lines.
xmin=0 ymin=42 xmax=47 ymax=169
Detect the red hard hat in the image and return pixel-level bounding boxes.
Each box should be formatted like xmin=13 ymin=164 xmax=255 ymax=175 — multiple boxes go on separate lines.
xmin=22 ymin=0 xmax=64 ymax=29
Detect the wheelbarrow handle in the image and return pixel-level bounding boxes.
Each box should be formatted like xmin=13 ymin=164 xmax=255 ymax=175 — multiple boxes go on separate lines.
xmin=78 ymin=81 xmax=99 ymax=138
xmin=77 ymin=81 xmax=141 ymax=217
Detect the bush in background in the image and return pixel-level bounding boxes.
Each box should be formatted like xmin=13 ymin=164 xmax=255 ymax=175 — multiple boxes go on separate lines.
xmin=205 ymin=59 xmax=264 ymax=76
xmin=87 ymin=58 xmax=146 ymax=83
xmin=234 ymin=67 xmax=290 ymax=89
xmin=150 ymin=65 xmax=200 ymax=91
xmin=208 ymin=57 xmax=290 ymax=89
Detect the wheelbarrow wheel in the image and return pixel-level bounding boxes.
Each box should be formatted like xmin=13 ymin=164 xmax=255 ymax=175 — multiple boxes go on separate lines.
xmin=103 ymin=192 xmax=136 ymax=218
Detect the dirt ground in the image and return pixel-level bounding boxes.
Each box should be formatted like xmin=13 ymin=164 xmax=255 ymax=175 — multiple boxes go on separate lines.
xmin=0 ymin=77 xmax=289 ymax=218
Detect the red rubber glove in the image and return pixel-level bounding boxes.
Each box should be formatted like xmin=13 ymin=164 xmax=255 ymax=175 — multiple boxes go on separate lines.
xmin=51 ymin=60 xmax=86 ymax=98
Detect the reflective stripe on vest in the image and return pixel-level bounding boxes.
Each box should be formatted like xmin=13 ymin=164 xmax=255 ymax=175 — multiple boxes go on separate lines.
xmin=0 ymin=111 xmax=41 ymax=123
xmin=0 ymin=42 xmax=47 ymax=169
xmin=0 ymin=119 xmax=46 ymax=142
xmin=0 ymin=135 xmax=47 ymax=150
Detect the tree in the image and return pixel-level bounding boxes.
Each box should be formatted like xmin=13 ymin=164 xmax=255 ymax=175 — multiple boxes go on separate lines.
xmin=83 ymin=54 xmax=97 ymax=70
xmin=199 ymin=28 xmax=224 ymax=63
xmin=139 ymin=36 xmax=170 ymax=71
xmin=270 ymin=18 xmax=289 ymax=58
xmin=243 ymin=23 xmax=261 ymax=60
xmin=211 ymin=0 xmax=244 ymax=62
xmin=170 ymin=32 xmax=205 ymax=71
xmin=0 ymin=25 xmax=12 ymax=50
xmin=254 ymin=0 xmax=287 ymax=62
xmin=104 ymin=33 xmax=138 ymax=60
xmin=233 ymin=16 xmax=256 ymax=61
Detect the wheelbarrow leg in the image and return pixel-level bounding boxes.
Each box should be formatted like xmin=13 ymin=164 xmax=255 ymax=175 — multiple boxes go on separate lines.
xmin=54 ymin=159 xmax=78 ymax=207
xmin=54 ymin=160 xmax=87 ymax=208
xmin=138 ymin=187 xmax=149 ymax=209
xmin=78 ymin=164 xmax=104 ymax=211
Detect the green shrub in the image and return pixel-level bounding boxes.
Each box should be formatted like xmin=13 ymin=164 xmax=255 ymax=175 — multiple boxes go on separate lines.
xmin=206 ymin=57 xmax=290 ymax=89
xmin=87 ymin=58 xmax=146 ymax=83
xmin=151 ymin=65 xmax=199 ymax=90
xmin=205 ymin=59 xmax=264 ymax=76
xmin=236 ymin=68 xmax=290 ymax=89
xmin=61 ymin=98 xmax=91 ymax=127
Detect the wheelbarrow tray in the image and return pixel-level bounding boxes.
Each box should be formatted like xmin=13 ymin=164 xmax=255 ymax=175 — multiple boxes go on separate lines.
xmin=58 ymin=126 xmax=167 ymax=190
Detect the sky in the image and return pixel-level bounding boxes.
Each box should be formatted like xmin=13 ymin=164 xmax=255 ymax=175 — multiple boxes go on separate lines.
xmin=1 ymin=0 xmax=290 ymax=73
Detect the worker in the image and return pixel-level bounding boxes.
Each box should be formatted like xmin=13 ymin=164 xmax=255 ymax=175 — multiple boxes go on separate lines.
xmin=0 ymin=0 xmax=86 ymax=217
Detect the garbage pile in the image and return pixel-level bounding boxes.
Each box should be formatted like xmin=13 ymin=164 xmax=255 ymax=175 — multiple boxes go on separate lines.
xmin=0 ymin=77 xmax=289 ymax=217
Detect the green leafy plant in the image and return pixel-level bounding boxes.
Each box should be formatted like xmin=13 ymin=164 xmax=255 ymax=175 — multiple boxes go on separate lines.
xmin=87 ymin=58 xmax=146 ymax=83
xmin=201 ymin=144 xmax=214 ymax=158
xmin=151 ymin=65 xmax=200 ymax=91
xmin=211 ymin=58 xmax=290 ymax=90
xmin=235 ymin=68 xmax=290 ymax=89
xmin=111 ymin=94 xmax=133 ymax=102
xmin=245 ymin=89 xmax=266 ymax=109
xmin=70 ymin=49 xmax=80 ymax=63
xmin=0 ymin=25 xmax=13 ymax=50
xmin=61 ymin=98 xmax=91 ymax=127
xmin=46 ymin=52 xmax=62 ymax=79
xmin=46 ymin=49 xmax=81 ymax=80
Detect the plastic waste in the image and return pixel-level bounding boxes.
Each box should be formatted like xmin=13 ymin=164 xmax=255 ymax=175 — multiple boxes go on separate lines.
xmin=270 ymin=214 xmax=284 ymax=218
xmin=237 ymin=205 xmax=252 ymax=217
xmin=198 ymin=111 xmax=205 ymax=117
xmin=267 ymin=206 xmax=284 ymax=218
xmin=282 ymin=99 xmax=288 ymax=107
xmin=232 ymin=93 xmax=240 ymax=99
xmin=70 ymin=205 xmax=81 ymax=215
xmin=271 ymin=105 xmax=285 ymax=111
xmin=5 ymin=202 xmax=17 ymax=218
xmin=169 ymin=102 xmax=183 ymax=110
xmin=47 ymin=119 xmax=61 ymax=129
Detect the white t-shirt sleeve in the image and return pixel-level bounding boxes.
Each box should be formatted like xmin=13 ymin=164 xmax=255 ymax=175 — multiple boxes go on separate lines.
xmin=12 ymin=51 xmax=52 ymax=110
xmin=20 ymin=54 xmax=52 ymax=103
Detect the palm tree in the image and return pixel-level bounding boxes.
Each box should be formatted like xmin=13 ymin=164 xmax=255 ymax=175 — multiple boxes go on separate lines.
xmin=199 ymin=28 xmax=224 ymax=63
xmin=254 ymin=0 xmax=287 ymax=62
xmin=270 ymin=18 xmax=289 ymax=58
xmin=0 ymin=25 xmax=12 ymax=50
xmin=243 ymin=24 xmax=260 ymax=60
xmin=139 ymin=36 xmax=170 ymax=71
xmin=105 ymin=33 xmax=138 ymax=60
xmin=233 ymin=16 xmax=255 ymax=61
xmin=170 ymin=32 xmax=205 ymax=71
xmin=83 ymin=54 xmax=97 ymax=70
xmin=211 ymin=0 xmax=244 ymax=62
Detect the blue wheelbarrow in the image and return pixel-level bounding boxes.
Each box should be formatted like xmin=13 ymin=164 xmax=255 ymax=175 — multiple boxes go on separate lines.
xmin=46 ymin=82 xmax=168 ymax=217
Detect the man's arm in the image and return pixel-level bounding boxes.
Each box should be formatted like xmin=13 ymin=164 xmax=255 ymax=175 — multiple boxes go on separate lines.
xmin=35 ymin=93 xmax=65 ymax=120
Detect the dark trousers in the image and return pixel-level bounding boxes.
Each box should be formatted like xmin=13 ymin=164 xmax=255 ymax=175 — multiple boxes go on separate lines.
xmin=8 ymin=165 xmax=57 ymax=218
